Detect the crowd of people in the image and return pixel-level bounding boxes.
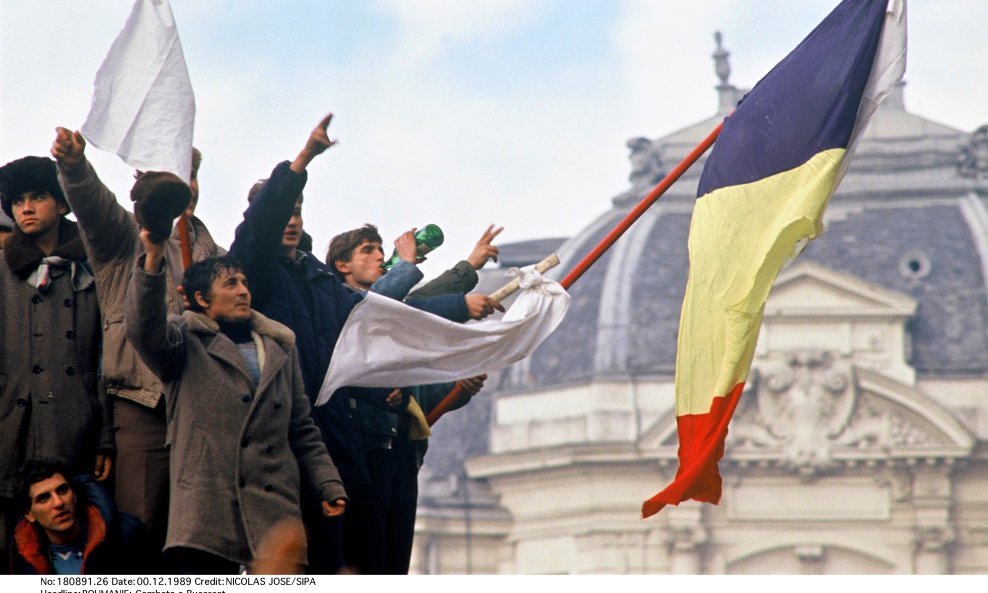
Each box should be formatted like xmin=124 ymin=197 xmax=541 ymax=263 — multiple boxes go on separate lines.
xmin=0 ymin=113 xmax=503 ymax=575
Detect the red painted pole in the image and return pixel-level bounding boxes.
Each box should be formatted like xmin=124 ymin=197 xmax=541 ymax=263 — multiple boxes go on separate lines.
xmin=426 ymin=121 xmax=725 ymax=426
xmin=559 ymin=121 xmax=724 ymax=289
xmin=177 ymin=213 xmax=193 ymax=269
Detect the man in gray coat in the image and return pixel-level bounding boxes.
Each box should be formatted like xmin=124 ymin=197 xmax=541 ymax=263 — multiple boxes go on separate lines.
xmin=0 ymin=156 xmax=111 ymax=565
xmin=51 ymin=129 xmax=224 ymax=567
xmin=126 ymin=235 xmax=346 ymax=574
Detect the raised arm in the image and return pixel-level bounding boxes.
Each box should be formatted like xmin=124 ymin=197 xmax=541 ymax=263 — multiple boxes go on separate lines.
xmin=408 ymin=225 xmax=502 ymax=299
xmin=229 ymin=114 xmax=336 ymax=305
xmin=51 ymin=127 xmax=138 ymax=264
xmin=369 ymin=230 xmax=423 ymax=300
xmin=290 ymin=113 xmax=337 ymax=174
xmin=124 ymin=230 xmax=187 ymax=382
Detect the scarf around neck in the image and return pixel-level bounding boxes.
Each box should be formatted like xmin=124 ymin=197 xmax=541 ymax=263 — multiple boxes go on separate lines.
xmin=4 ymin=218 xmax=94 ymax=293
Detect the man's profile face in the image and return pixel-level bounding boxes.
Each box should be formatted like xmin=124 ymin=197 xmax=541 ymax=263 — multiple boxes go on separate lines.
xmin=25 ymin=474 xmax=78 ymax=537
xmin=12 ymin=191 xmax=65 ymax=236
xmin=337 ymin=239 xmax=385 ymax=290
xmin=281 ymin=199 xmax=303 ymax=253
xmin=197 ymin=269 xmax=252 ymax=323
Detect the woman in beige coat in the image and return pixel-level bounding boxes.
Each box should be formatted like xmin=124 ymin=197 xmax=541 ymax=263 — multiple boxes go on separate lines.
xmin=125 ymin=232 xmax=345 ymax=574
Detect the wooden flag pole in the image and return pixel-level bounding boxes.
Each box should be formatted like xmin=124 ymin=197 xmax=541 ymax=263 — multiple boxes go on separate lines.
xmin=177 ymin=213 xmax=193 ymax=269
xmin=426 ymin=121 xmax=725 ymax=426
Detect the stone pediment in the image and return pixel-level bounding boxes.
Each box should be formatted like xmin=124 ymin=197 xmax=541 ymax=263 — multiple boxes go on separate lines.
xmin=639 ymin=355 xmax=975 ymax=479
xmin=759 ymin=260 xmax=917 ymax=386
xmin=765 ymin=260 xmax=917 ymax=319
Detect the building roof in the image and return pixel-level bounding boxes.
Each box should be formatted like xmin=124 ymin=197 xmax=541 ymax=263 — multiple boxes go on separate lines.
xmin=423 ymin=35 xmax=988 ymax=484
xmin=507 ymin=75 xmax=988 ymax=393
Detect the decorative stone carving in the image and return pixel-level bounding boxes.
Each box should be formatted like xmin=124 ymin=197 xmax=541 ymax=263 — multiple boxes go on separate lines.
xmin=958 ymin=125 xmax=988 ymax=180
xmin=730 ymin=349 xmax=949 ymax=477
xmin=664 ymin=525 xmax=707 ymax=574
xmin=914 ymin=526 xmax=955 ymax=574
xmin=713 ymin=31 xmax=730 ymax=86
xmin=874 ymin=468 xmax=913 ymax=503
xmin=626 ymin=136 xmax=664 ymax=187
xmin=733 ymin=350 xmax=858 ymax=476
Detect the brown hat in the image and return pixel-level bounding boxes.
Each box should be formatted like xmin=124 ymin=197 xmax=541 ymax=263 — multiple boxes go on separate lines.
xmin=130 ymin=171 xmax=192 ymax=242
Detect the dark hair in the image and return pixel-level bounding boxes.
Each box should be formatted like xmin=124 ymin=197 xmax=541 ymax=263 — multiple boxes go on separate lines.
xmin=247 ymin=178 xmax=303 ymax=205
xmin=326 ymin=224 xmax=382 ymax=272
xmin=16 ymin=460 xmax=73 ymax=512
xmin=0 ymin=156 xmax=69 ymax=218
xmin=182 ymin=255 xmax=247 ymax=313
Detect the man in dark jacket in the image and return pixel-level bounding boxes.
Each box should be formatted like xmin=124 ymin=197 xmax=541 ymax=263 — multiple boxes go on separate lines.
xmin=228 ymin=114 xmax=360 ymax=573
xmin=327 ymin=223 xmax=500 ymax=573
xmin=230 ymin=115 xmax=441 ymax=573
xmin=10 ymin=460 xmax=146 ymax=575
xmin=229 ymin=114 xmax=501 ymax=573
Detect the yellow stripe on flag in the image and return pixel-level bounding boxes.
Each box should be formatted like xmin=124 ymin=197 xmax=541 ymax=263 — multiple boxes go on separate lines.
xmin=675 ymin=148 xmax=845 ymax=416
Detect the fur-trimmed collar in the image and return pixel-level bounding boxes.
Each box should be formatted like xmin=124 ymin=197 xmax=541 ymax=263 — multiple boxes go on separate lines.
xmin=181 ymin=308 xmax=296 ymax=350
xmin=3 ymin=218 xmax=88 ymax=279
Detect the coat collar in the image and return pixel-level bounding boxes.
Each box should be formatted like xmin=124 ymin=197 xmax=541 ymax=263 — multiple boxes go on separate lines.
xmin=180 ymin=309 xmax=294 ymax=394
xmin=3 ymin=218 xmax=88 ymax=279
xmin=13 ymin=504 xmax=107 ymax=575
xmin=180 ymin=308 xmax=296 ymax=351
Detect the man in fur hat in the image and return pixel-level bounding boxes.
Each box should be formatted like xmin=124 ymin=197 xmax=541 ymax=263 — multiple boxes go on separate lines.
xmin=0 ymin=156 xmax=112 ymax=565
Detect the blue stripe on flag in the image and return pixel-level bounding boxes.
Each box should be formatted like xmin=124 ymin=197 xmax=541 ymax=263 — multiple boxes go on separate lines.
xmin=697 ymin=0 xmax=887 ymax=197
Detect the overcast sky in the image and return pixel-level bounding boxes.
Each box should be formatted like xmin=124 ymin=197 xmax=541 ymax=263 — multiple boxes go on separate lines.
xmin=2 ymin=0 xmax=985 ymax=278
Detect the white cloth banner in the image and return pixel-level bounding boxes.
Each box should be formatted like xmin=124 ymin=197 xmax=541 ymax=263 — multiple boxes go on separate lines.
xmin=316 ymin=267 xmax=571 ymax=406
xmin=82 ymin=0 xmax=195 ymax=181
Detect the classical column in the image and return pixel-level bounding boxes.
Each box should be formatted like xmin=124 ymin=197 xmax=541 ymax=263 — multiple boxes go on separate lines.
xmin=911 ymin=461 xmax=955 ymax=574
xmin=914 ymin=527 xmax=951 ymax=575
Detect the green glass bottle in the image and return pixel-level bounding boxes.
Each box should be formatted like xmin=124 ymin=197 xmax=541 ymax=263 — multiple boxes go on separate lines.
xmin=381 ymin=224 xmax=444 ymax=270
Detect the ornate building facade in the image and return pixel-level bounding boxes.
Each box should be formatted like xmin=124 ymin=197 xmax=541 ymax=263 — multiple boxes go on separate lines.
xmin=411 ymin=36 xmax=988 ymax=574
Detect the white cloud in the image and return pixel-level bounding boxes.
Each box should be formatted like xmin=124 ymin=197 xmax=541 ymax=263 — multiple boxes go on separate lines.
xmin=374 ymin=0 xmax=552 ymax=66
xmin=2 ymin=0 xmax=985 ymax=277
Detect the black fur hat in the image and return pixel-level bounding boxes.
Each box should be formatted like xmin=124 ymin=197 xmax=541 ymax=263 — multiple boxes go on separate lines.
xmin=0 ymin=156 xmax=70 ymax=219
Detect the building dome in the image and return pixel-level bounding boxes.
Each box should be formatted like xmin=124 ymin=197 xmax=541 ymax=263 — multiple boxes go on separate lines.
xmin=500 ymin=83 xmax=988 ymax=394
xmin=416 ymin=34 xmax=988 ymax=575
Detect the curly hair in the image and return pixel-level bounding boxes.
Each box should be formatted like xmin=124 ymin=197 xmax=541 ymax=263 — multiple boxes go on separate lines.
xmin=181 ymin=255 xmax=248 ymax=312
xmin=15 ymin=459 xmax=74 ymax=512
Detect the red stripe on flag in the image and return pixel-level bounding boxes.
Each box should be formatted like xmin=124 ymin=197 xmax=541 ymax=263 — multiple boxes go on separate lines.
xmin=642 ymin=382 xmax=745 ymax=518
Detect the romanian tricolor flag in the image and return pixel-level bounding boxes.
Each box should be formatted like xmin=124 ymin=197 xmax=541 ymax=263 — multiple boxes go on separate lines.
xmin=642 ymin=0 xmax=906 ymax=518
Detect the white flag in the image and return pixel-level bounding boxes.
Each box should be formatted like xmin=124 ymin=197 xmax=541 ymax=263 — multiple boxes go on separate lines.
xmin=316 ymin=268 xmax=571 ymax=406
xmin=82 ymin=0 xmax=195 ymax=181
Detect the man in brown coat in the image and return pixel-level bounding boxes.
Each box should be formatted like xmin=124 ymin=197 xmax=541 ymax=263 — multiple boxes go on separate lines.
xmin=126 ymin=236 xmax=346 ymax=574
xmin=51 ymin=129 xmax=223 ymax=567
xmin=0 ymin=157 xmax=112 ymax=560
